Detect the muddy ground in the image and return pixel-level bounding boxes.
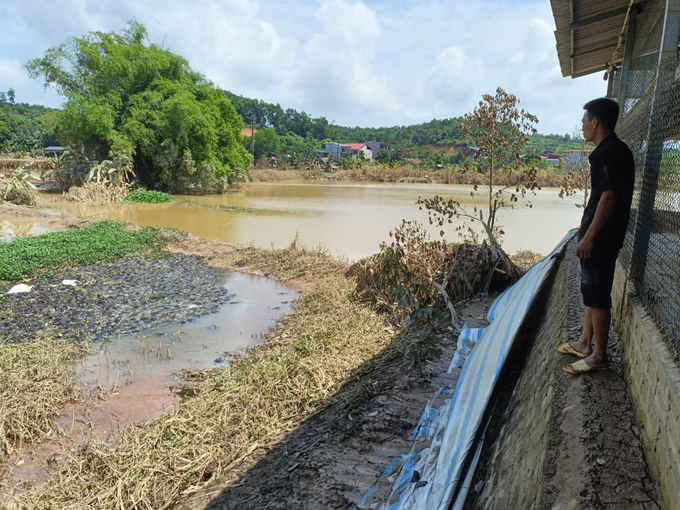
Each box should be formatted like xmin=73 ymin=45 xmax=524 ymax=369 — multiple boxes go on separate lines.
xmin=175 ymin=300 xmax=492 ymax=510
xmin=0 ymin=254 xmax=230 ymax=342
xmin=547 ymin=244 xmax=659 ymax=509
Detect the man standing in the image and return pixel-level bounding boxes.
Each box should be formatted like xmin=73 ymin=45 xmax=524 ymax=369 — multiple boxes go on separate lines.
xmin=556 ymin=98 xmax=635 ymax=374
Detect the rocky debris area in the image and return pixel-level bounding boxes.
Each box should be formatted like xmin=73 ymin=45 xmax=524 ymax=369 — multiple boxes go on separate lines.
xmin=0 ymin=253 xmax=230 ymax=342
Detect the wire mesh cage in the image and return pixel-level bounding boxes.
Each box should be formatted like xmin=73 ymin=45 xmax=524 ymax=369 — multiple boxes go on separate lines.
xmin=615 ymin=0 xmax=680 ymax=359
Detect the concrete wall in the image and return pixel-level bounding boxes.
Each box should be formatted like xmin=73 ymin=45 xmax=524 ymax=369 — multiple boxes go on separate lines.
xmin=475 ymin=245 xmax=661 ymax=509
xmin=475 ymin=254 xmax=569 ymax=509
xmin=611 ymin=259 xmax=680 ymax=509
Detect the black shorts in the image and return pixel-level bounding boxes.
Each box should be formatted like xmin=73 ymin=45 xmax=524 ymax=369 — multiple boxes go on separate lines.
xmin=580 ymin=249 xmax=619 ymax=309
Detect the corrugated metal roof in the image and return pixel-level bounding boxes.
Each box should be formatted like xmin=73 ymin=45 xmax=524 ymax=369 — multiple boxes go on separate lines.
xmin=551 ymin=0 xmax=645 ymax=78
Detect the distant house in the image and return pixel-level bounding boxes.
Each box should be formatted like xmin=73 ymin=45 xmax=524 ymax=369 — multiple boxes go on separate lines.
xmin=539 ymin=153 xmax=564 ymax=166
xmin=318 ymin=142 xmax=349 ymax=162
xmin=466 ymin=146 xmax=480 ymax=158
xmin=344 ymin=143 xmax=373 ymax=160
xmin=367 ymin=142 xmax=390 ymax=159
xmin=562 ymin=149 xmax=591 ymax=169
xmin=43 ymin=146 xmax=66 ymax=157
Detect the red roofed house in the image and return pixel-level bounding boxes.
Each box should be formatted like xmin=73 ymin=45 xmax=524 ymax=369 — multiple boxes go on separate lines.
xmin=344 ymin=143 xmax=373 ymax=160
xmin=539 ymin=153 xmax=564 ymax=166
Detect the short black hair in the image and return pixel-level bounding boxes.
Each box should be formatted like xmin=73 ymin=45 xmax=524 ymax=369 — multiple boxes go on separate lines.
xmin=583 ymin=98 xmax=620 ymax=131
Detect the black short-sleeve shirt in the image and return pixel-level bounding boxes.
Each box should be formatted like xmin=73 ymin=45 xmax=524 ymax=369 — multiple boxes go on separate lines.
xmin=579 ymin=134 xmax=635 ymax=251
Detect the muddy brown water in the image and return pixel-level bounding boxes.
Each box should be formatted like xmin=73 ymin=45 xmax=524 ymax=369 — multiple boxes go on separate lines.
xmin=45 ymin=182 xmax=583 ymax=259
xmin=2 ymin=271 xmax=298 ymax=493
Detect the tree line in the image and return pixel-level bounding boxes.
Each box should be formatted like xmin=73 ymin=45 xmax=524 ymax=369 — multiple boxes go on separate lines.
xmin=4 ymin=21 xmax=585 ymax=191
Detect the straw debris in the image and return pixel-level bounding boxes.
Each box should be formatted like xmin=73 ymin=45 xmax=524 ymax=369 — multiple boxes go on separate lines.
xmin=6 ymin=244 xmax=394 ymax=510
xmin=510 ymin=249 xmax=544 ymax=270
xmin=60 ymin=182 xmax=129 ymax=203
xmin=0 ymin=334 xmax=89 ymax=466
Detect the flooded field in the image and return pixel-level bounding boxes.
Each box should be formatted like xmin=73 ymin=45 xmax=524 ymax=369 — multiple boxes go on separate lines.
xmin=3 ymin=269 xmax=297 ymax=491
xmin=47 ymin=182 xmax=584 ymax=259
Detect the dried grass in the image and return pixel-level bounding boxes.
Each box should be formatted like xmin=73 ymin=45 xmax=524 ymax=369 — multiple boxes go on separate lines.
xmin=6 ymin=244 xmax=393 ymax=510
xmin=350 ymin=242 xmax=497 ymax=311
xmin=2 ymin=189 xmax=36 ymax=207
xmin=60 ymin=182 xmax=129 ymax=203
xmin=249 ymin=168 xmax=303 ymax=182
xmin=219 ymin=239 xmax=348 ymax=283
xmin=510 ymin=249 xmax=545 ymax=270
xmin=0 ymin=158 xmax=54 ymax=175
xmin=0 ymin=335 xmax=90 ymax=465
xmin=250 ymin=164 xmax=564 ymax=187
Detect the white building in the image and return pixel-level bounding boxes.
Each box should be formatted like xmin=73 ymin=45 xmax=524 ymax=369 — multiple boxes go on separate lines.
xmin=344 ymin=143 xmax=373 ymax=160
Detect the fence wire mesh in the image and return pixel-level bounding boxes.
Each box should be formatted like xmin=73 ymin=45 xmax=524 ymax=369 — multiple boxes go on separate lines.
xmin=614 ymin=0 xmax=680 ymax=359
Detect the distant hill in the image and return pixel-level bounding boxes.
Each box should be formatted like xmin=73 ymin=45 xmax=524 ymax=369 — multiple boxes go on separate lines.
xmin=223 ymin=91 xmax=584 ymax=157
xmin=1 ymin=86 xmax=584 ymax=158
xmin=0 ymin=91 xmax=58 ymax=152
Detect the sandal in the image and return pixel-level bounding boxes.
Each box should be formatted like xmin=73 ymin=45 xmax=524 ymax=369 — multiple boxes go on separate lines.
xmin=563 ymin=359 xmax=609 ymax=375
xmin=555 ymin=343 xmax=588 ymax=358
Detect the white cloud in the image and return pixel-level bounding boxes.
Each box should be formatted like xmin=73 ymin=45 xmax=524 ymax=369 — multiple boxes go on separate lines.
xmin=0 ymin=0 xmax=606 ymax=134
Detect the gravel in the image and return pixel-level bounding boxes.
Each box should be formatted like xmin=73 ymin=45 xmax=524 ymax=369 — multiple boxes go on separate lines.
xmin=0 ymin=253 xmax=230 ymax=342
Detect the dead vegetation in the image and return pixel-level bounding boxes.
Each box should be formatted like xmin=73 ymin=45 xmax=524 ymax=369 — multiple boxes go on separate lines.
xmin=510 ymin=249 xmax=544 ymax=270
xmin=249 ymin=168 xmax=304 ymax=182
xmin=249 ymin=165 xmax=565 ymax=187
xmin=2 ymin=189 xmax=36 ymax=207
xmin=349 ymin=220 xmax=499 ymax=315
xmin=0 ymin=157 xmax=54 ymax=176
xmin=0 ymin=334 xmax=90 ymax=466
xmin=59 ymin=182 xmax=129 ymax=203
xmin=5 ymin=243 xmax=396 ymax=510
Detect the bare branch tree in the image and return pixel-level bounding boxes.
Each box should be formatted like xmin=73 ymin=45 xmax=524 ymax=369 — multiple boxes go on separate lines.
xmin=417 ymin=87 xmax=539 ymax=280
xmin=559 ymin=141 xmax=591 ymax=209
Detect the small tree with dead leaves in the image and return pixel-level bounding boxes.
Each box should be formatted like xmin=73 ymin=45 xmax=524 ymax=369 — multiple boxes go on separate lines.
xmin=559 ymin=142 xmax=591 ymax=209
xmin=417 ymin=87 xmax=539 ymax=280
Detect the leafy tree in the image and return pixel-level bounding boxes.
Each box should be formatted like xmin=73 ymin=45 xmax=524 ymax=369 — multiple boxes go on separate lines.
xmin=279 ymin=134 xmax=318 ymax=158
xmin=253 ymin=127 xmax=281 ymax=160
xmin=7 ymin=88 xmax=15 ymax=104
xmin=25 ymin=21 xmax=251 ymax=191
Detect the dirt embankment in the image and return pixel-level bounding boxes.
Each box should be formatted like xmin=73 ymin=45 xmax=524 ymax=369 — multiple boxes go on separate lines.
xmin=0 ymin=201 xmax=92 ymax=231
xmin=249 ymin=165 xmax=566 ymax=187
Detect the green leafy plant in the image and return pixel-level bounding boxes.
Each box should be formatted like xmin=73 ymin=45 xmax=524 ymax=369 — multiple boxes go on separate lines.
xmin=87 ymin=148 xmax=136 ymax=185
xmin=44 ymin=150 xmax=93 ymax=190
xmin=0 ymin=221 xmax=183 ymax=281
xmin=123 ymin=190 xmax=176 ymax=204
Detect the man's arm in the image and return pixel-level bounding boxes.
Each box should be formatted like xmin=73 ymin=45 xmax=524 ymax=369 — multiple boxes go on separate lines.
xmin=576 ymin=190 xmax=617 ymax=259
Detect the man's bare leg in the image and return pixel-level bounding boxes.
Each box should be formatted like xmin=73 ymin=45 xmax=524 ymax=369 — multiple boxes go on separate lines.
xmin=583 ymin=307 xmax=610 ymax=368
xmin=570 ymin=307 xmax=593 ymax=356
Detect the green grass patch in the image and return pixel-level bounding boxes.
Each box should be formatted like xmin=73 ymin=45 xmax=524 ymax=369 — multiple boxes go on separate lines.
xmin=0 ymin=221 xmax=184 ymax=282
xmin=123 ymin=190 xmax=176 ymax=203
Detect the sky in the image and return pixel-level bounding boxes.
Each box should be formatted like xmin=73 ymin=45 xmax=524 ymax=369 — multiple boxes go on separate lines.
xmin=0 ymin=0 xmax=606 ymax=135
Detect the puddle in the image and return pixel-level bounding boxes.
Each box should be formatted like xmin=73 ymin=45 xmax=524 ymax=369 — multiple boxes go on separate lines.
xmin=79 ymin=270 xmax=297 ymax=387
xmin=0 ymin=220 xmax=53 ymax=242
xmin=2 ymin=270 xmax=299 ymax=492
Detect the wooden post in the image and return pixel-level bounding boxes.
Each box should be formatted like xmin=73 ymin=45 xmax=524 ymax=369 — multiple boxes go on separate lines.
xmin=616 ymin=5 xmax=639 ymax=109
